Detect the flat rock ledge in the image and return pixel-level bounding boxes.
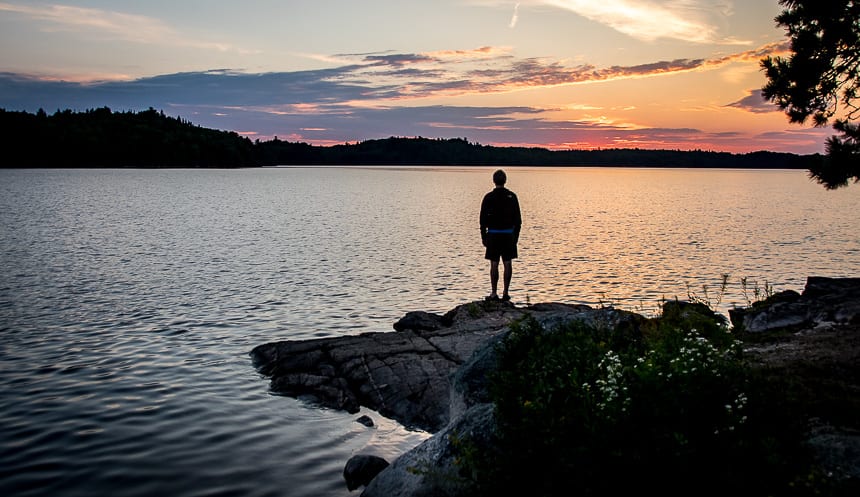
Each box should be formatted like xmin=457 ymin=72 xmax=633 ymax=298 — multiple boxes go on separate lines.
xmin=250 ymin=300 xmax=637 ymax=433
xmin=250 ymin=277 xmax=860 ymax=496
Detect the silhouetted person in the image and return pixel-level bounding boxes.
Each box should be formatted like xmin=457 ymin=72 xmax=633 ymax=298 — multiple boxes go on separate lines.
xmin=480 ymin=169 xmax=522 ymax=301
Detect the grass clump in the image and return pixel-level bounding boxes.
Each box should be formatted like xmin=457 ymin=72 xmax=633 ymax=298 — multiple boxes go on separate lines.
xmin=458 ymin=304 xmax=832 ymax=497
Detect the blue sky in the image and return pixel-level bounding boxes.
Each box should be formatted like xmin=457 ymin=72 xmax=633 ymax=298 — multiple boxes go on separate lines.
xmin=0 ymin=1 xmax=832 ymax=153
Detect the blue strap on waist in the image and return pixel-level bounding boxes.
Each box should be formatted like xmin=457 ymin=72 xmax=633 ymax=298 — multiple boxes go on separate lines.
xmin=487 ymin=228 xmax=515 ymax=234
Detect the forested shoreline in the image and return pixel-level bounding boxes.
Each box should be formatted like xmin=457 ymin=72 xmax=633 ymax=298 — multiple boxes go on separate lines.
xmin=1 ymin=107 xmax=821 ymax=169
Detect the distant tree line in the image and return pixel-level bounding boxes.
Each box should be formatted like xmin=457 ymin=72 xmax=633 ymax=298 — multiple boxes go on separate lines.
xmin=262 ymin=136 xmax=817 ymax=169
xmin=1 ymin=107 xmax=255 ymax=168
xmin=1 ymin=107 xmax=821 ymax=169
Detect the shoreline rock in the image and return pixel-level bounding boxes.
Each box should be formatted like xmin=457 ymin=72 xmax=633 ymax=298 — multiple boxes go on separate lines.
xmin=729 ymin=276 xmax=860 ymax=333
xmin=250 ymin=301 xmax=642 ymax=433
xmin=250 ymin=276 xmax=860 ymax=495
xmin=344 ymin=455 xmax=390 ymax=492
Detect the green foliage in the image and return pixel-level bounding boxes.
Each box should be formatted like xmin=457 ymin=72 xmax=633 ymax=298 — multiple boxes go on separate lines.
xmin=761 ymin=0 xmax=860 ymax=188
xmin=465 ymin=302 xmax=483 ymax=318
xmin=658 ymin=299 xmax=730 ymax=347
xmin=459 ymin=307 xmax=826 ymax=497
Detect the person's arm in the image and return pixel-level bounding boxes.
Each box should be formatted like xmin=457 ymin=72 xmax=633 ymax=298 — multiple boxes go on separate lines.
xmin=479 ymin=195 xmax=488 ymax=246
xmin=512 ymin=194 xmax=522 ymax=242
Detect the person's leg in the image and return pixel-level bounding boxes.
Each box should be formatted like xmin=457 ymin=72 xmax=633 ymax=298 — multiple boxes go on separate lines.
xmin=489 ymin=260 xmax=500 ymax=298
xmin=502 ymin=260 xmax=512 ymax=299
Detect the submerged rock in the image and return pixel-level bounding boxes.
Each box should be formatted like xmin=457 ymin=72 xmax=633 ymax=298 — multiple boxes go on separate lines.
xmin=355 ymin=415 xmax=374 ymax=427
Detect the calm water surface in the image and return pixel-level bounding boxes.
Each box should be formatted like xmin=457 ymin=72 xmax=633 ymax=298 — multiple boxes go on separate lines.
xmin=1 ymin=167 xmax=859 ymax=497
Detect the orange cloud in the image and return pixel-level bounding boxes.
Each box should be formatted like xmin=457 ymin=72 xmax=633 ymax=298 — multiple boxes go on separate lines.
xmin=705 ymin=41 xmax=791 ymax=67
xmin=332 ymin=41 xmax=785 ymax=103
xmin=427 ymin=46 xmax=513 ymax=60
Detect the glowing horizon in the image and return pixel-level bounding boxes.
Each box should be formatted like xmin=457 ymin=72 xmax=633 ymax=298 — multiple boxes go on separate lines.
xmin=0 ymin=1 xmax=833 ymax=154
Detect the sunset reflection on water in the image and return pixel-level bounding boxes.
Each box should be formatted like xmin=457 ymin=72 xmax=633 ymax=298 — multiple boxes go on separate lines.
xmin=463 ymin=167 xmax=859 ymax=317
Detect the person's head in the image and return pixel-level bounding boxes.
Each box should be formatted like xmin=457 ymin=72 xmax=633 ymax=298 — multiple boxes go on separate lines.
xmin=493 ymin=169 xmax=507 ymax=186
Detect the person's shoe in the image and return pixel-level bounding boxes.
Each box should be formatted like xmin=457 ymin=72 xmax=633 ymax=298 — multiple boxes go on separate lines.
xmin=501 ymin=294 xmax=511 ymax=302
xmin=485 ymin=294 xmax=500 ymax=302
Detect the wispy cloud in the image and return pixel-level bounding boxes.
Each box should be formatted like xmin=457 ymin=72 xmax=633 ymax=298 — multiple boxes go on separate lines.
xmin=509 ymin=3 xmax=521 ymax=28
xmin=0 ymin=41 xmax=787 ymax=108
xmin=332 ymin=40 xmax=780 ymax=99
xmin=725 ymin=89 xmax=779 ymax=114
xmin=705 ymin=41 xmax=790 ymax=66
xmin=428 ymin=46 xmax=514 ymax=60
xmin=0 ymin=2 xmax=257 ymax=54
xmin=479 ymin=0 xmax=748 ymax=44
xmin=0 ymin=2 xmax=171 ymax=41
xmin=546 ymin=0 xmax=727 ymax=43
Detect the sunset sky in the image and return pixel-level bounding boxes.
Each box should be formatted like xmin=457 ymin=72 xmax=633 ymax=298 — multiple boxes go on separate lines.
xmin=0 ymin=0 xmax=833 ymax=154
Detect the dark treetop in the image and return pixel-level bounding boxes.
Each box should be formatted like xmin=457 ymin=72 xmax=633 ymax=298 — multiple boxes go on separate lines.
xmin=2 ymin=107 xmax=821 ymax=169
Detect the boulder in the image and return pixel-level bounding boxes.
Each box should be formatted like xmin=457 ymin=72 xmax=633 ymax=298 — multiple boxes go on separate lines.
xmin=344 ymin=454 xmax=390 ymax=491
xmin=361 ymin=403 xmax=496 ymax=497
xmin=803 ymin=277 xmax=860 ymax=324
xmin=729 ymin=277 xmax=860 ymax=333
xmin=393 ymin=311 xmax=447 ymax=333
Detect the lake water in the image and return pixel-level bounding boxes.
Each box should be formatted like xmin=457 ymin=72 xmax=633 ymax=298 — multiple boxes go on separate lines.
xmin=1 ymin=166 xmax=859 ymax=497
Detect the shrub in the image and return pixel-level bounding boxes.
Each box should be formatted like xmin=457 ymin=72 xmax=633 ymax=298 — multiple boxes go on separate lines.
xmin=460 ymin=306 xmax=821 ymax=497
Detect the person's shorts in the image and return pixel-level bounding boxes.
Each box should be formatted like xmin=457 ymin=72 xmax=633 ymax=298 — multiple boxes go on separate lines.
xmin=485 ymin=233 xmax=518 ymax=261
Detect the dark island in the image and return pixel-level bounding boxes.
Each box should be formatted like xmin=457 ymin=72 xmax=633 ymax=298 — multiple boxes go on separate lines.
xmin=2 ymin=107 xmax=821 ymax=169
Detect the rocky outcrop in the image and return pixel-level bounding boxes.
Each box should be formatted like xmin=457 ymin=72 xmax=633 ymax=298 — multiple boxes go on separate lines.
xmin=251 ymin=300 xmax=520 ymax=432
xmin=250 ymin=300 xmax=641 ymax=433
xmin=250 ymin=276 xmax=860 ymax=495
xmin=738 ymin=278 xmax=860 ymax=484
xmin=729 ymin=276 xmax=860 ymax=333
